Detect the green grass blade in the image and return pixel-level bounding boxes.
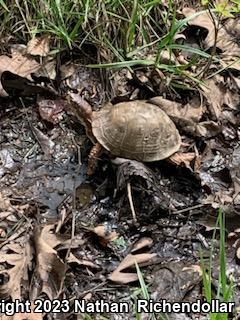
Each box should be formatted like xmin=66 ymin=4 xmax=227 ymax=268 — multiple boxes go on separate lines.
xmin=0 ymin=0 xmax=8 ymax=11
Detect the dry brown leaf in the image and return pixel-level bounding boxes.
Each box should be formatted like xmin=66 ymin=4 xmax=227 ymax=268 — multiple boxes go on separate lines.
xmin=131 ymin=237 xmax=153 ymax=253
xmin=149 ymin=96 xmax=202 ymax=123
xmin=32 ymin=224 xmax=66 ymax=300
xmin=93 ymin=225 xmax=119 ymax=243
xmin=0 ymin=192 xmax=13 ymax=212
xmin=30 ymin=126 xmax=55 ymax=156
xmin=67 ymin=253 xmax=100 ymax=269
xmin=0 ymin=241 xmax=33 ymax=299
xmin=168 ymin=152 xmax=196 ymax=169
xmin=182 ymin=8 xmax=240 ymax=57
xmin=109 ymin=238 xmax=157 ymax=284
xmin=109 ymin=252 xmax=157 ymax=284
xmin=202 ymin=78 xmax=225 ymax=118
xmin=195 ymin=120 xmax=221 ymax=137
xmin=0 ymin=52 xmax=40 ymax=96
xmin=27 ymin=36 xmax=50 ymax=57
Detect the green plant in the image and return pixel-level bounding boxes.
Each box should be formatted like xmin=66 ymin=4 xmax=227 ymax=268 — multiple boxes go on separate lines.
xmin=201 ymin=0 xmax=240 ymax=17
xmin=134 ymin=263 xmax=169 ymax=320
xmin=200 ymin=209 xmax=235 ymax=320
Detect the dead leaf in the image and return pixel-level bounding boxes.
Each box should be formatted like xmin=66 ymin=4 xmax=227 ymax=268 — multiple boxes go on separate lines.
xmin=131 ymin=237 xmax=154 ymax=253
xmin=92 ymin=225 xmax=119 ymax=244
xmin=109 ymin=238 xmax=157 ymax=284
xmin=116 ymin=160 xmax=157 ymax=191
xmin=182 ymin=8 xmax=240 ymax=57
xmin=31 ymin=224 xmax=66 ymax=300
xmin=0 ymin=52 xmax=40 ymax=96
xmin=149 ymin=96 xmax=202 ymax=123
xmin=195 ymin=121 xmax=221 ymax=138
xmin=30 ymin=125 xmax=55 ymax=156
xmin=67 ymin=253 xmax=100 ymax=269
xmin=1 ymin=71 xmax=53 ymax=97
xmin=168 ymin=152 xmax=196 ymax=169
xmin=202 ymin=79 xmax=225 ymax=119
xmin=0 ymin=240 xmax=33 ymax=299
xmin=26 ymin=36 xmax=50 ymax=57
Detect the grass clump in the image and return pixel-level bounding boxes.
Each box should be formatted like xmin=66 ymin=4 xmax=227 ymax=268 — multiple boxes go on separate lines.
xmin=201 ymin=209 xmax=235 ymax=320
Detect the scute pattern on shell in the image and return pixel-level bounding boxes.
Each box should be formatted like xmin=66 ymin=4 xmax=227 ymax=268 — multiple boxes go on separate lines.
xmin=92 ymin=101 xmax=181 ymax=161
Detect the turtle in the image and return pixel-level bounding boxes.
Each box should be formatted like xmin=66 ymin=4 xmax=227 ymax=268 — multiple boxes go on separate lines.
xmin=68 ymin=93 xmax=181 ymax=174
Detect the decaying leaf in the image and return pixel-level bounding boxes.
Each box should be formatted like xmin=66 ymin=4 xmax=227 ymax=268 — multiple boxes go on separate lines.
xmin=151 ymin=261 xmax=202 ymax=302
xmin=67 ymin=253 xmax=100 ymax=269
xmin=92 ymin=224 xmax=119 ymax=246
xmin=182 ymin=8 xmax=240 ymax=57
xmin=201 ymin=78 xmax=239 ymax=119
xmin=26 ymin=36 xmax=50 ymax=57
xmin=195 ymin=120 xmax=221 ymax=137
xmin=116 ymin=160 xmax=157 ymax=191
xmin=0 ymin=239 xmax=33 ymax=299
xmin=32 ymin=224 xmax=66 ymax=300
xmin=0 ymin=52 xmax=40 ymax=96
xmin=109 ymin=238 xmax=157 ymax=284
xmin=149 ymin=96 xmax=203 ymax=123
xmin=168 ymin=152 xmax=196 ymax=169
xmin=30 ymin=126 xmax=55 ymax=156
xmin=1 ymin=71 xmax=54 ymax=97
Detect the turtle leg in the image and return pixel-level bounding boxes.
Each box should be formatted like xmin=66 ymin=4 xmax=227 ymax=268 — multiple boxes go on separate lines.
xmin=88 ymin=142 xmax=103 ymax=175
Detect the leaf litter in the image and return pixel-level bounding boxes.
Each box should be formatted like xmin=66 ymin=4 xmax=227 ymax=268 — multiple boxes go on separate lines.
xmin=0 ymin=2 xmax=240 ymax=320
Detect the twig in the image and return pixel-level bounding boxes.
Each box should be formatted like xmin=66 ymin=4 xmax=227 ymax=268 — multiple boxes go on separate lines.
xmin=127 ymin=182 xmax=137 ymax=223
xmin=172 ymin=204 xmax=205 ymax=215
xmin=57 ymin=186 xmax=77 ymax=298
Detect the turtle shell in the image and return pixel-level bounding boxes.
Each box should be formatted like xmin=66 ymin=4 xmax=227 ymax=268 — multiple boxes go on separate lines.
xmin=92 ymin=101 xmax=181 ymax=161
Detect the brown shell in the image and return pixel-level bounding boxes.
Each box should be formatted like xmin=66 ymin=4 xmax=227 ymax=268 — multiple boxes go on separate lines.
xmin=92 ymin=101 xmax=181 ymax=161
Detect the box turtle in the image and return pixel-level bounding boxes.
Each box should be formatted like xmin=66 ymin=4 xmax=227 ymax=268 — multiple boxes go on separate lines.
xmin=68 ymin=93 xmax=181 ymax=174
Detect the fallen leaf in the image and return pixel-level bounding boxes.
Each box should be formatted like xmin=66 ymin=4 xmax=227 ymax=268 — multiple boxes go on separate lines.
xmin=26 ymin=36 xmax=50 ymax=57
xmin=93 ymin=225 xmax=119 ymax=244
xmin=168 ymin=152 xmax=196 ymax=169
xmin=0 ymin=52 xmax=40 ymax=96
xmin=109 ymin=238 xmax=157 ymax=284
xmin=195 ymin=120 xmax=221 ymax=137
xmin=149 ymin=96 xmax=202 ymax=123
xmin=131 ymin=237 xmax=154 ymax=253
xmin=67 ymin=253 xmax=100 ymax=269
xmin=182 ymin=8 xmax=240 ymax=57
xmin=0 ymin=240 xmax=33 ymax=299
xmin=116 ymin=160 xmax=157 ymax=191
xmin=202 ymin=79 xmax=225 ymax=119
xmin=1 ymin=71 xmax=53 ymax=97
xmin=30 ymin=125 xmax=55 ymax=156
xmin=31 ymin=224 xmax=66 ymax=300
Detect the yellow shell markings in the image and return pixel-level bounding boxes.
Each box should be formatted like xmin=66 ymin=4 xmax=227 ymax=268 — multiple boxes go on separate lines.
xmin=92 ymin=101 xmax=181 ymax=161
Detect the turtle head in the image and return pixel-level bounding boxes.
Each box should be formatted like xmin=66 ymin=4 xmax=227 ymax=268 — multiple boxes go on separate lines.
xmin=67 ymin=92 xmax=94 ymax=141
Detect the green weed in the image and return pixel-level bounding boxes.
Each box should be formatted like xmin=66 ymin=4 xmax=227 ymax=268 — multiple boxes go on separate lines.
xmin=200 ymin=209 xmax=235 ymax=320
